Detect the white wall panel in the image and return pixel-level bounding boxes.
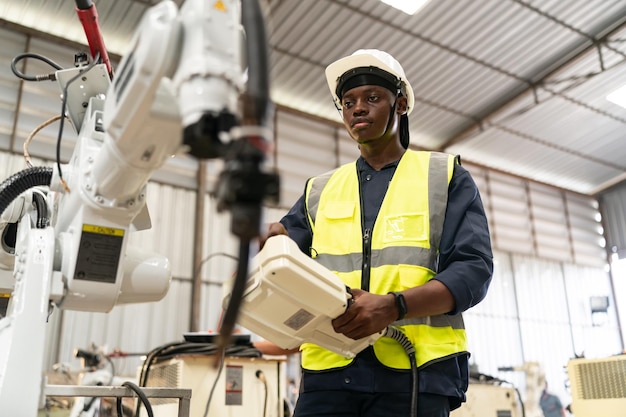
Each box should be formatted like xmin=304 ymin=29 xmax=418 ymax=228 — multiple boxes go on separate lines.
xmin=263 ymin=206 xmax=288 ymax=224
xmin=0 ymin=27 xmax=25 ymax=150
xmin=276 ymin=111 xmax=337 ymax=207
xmin=569 ymin=265 xmax=619 ymax=325
xmin=129 ymin=183 xmax=196 ymax=278
xmin=0 ymin=152 xmax=45 ymax=178
xmin=518 ymin=320 xmax=573 ymax=402
xmin=566 ymin=194 xmax=606 ymax=265
xmin=470 ymin=253 xmax=519 ymax=318
xmin=462 ymin=162 xmax=606 ymax=268
xmin=512 ymin=254 xmax=571 ymax=402
xmin=338 ymin=131 xmax=360 ymax=166
xmin=464 ymin=251 xmax=524 ymax=391
xmin=198 ymin=193 xmax=240 ymax=331
xmin=488 ymin=173 xmax=535 ymax=255
xmin=513 ymin=255 xmax=570 ymax=322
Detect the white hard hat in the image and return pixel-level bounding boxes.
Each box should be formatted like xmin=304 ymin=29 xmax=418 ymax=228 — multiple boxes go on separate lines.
xmin=325 ymin=49 xmax=414 ymax=115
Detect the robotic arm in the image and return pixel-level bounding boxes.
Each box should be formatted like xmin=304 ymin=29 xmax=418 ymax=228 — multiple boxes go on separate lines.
xmin=498 ymin=362 xmax=546 ymax=417
xmin=0 ymin=0 xmax=277 ymax=414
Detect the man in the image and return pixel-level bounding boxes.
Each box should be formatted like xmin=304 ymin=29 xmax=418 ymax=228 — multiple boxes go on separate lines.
xmin=540 ymin=383 xmax=567 ymax=417
xmin=264 ymin=49 xmax=493 ymax=417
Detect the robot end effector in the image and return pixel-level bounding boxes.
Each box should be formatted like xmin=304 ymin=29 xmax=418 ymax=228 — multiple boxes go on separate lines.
xmin=137 ymin=0 xmax=279 ymax=239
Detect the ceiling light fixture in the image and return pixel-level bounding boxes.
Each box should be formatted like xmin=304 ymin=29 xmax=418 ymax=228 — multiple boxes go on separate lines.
xmin=606 ymin=84 xmax=626 ymax=109
xmin=380 ymin=0 xmax=430 ymax=15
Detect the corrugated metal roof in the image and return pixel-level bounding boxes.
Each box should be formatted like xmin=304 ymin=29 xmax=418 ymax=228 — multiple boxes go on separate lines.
xmin=1 ymin=0 xmax=626 ymax=195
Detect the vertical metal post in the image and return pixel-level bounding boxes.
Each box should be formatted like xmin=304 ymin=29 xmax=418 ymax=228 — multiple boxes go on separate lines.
xmin=598 ymin=197 xmax=625 ymax=351
xmin=190 ymin=160 xmax=207 ymax=332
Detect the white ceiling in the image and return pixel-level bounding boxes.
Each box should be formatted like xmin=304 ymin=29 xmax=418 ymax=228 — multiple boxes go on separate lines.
xmin=2 ymin=0 xmax=626 ymax=196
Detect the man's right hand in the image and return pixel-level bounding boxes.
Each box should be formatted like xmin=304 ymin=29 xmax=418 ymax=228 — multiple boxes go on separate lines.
xmin=259 ymin=222 xmax=288 ymax=248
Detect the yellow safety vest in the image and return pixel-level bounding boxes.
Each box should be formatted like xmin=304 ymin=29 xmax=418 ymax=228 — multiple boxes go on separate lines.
xmin=302 ymin=150 xmax=467 ymax=370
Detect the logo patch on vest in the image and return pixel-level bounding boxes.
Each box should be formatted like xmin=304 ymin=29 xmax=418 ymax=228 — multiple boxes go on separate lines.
xmin=383 ymin=213 xmax=428 ymax=243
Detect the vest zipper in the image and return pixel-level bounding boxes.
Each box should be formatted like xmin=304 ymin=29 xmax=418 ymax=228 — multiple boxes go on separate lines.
xmin=362 ymin=227 xmax=372 ymax=291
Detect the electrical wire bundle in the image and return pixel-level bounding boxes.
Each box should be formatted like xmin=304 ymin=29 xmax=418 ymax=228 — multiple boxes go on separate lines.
xmin=133 ymin=339 xmax=262 ymax=417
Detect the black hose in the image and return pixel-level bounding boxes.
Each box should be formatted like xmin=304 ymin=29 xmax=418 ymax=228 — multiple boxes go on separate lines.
xmin=385 ymin=326 xmax=418 ymax=417
xmin=0 ymin=167 xmax=53 ymax=217
xmin=241 ymin=0 xmax=271 ymax=126
xmin=216 ymin=239 xmax=251 ymax=353
xmin=122 ymin=381 xmax=153 ymax=417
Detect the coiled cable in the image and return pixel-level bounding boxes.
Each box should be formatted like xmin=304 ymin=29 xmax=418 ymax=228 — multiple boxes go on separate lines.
xmin=384 ymin=326 xmax=418 ymax=417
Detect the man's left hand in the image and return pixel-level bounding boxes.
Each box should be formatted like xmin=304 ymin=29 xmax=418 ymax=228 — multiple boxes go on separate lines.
xmin=331 ymin=288 xmax=397 ymax=340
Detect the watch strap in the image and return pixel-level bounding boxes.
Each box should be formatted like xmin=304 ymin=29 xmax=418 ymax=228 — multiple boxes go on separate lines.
xmin=388 ymin=291 xmax=407 ymax=321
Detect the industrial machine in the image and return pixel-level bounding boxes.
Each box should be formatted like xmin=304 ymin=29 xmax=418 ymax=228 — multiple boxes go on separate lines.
xmin=0 ymin=0 xmax=277 ymax=415
xmin=141 ymin=354 xmax=285 ymax=417
xmin=450 ymin=382 xmax=522 ymax=417
xmin=497 ymin=361 xmax=546 ymax=417
xmin=567 ymin=354 xmax=626 ymax=417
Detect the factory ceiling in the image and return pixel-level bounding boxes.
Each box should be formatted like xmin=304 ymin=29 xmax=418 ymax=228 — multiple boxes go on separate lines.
xmin=2 ymin=0 xmax=626 ymax=196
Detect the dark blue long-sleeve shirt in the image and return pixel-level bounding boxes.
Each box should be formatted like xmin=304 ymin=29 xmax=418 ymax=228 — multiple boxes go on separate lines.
xmin=279 ymin=155 xmax=493 ymax=409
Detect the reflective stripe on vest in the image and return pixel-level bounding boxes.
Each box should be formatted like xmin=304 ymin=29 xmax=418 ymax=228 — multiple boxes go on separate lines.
xmin=302 ymin=150 xmax=467 ymax=370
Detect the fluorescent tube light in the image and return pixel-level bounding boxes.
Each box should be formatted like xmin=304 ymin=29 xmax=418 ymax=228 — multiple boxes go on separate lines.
xmin=380 ymin=0 xmax=430 ymax=15
xmin=607 ymin=84 xmax=626 ymax=109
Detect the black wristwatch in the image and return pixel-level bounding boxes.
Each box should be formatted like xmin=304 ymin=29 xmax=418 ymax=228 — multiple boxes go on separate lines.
xmin=388 ymin=291 xmax=407 ymax=321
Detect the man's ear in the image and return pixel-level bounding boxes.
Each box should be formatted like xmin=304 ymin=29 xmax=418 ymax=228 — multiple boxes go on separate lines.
xmin=396 ymin=95 xmax=408 ymax=115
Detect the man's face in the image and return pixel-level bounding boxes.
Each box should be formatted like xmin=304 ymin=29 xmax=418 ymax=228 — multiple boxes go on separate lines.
xmin=340 ymin=85 xmax=398 ymax=144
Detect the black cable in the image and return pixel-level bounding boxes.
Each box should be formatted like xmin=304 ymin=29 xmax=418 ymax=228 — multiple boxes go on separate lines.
xmin=384 ymin=326 xmax=418 ymax=417
xmin=56 ymin=51 xmax=101 ymax=189
xmin=0 ymin=166 xmax=53 ymax=216
xmin=122 ymin=381 xmax=153 ymax=417
xmin=82 ymin=383 xmax=102 ymax=414
xmin=134 ymin=339 xmax=261 ymax=417
xmin=241 ymin=0 xmax=271 ymax=126
xmin=216 ymin=239 xmax=251 ymax=354
xmin=10 ymin=52 xmax=63 ymax=82
xmin=202 ymin=349 xmax=226 ymax=417
xmin=152 ymin=342 xmax=261 ymax=362
xmin=409 ymin=354 xmax=418 ymax=416
xmin=135 ymin=341 xmax=187 ymax=417
xmin=504 ymin=382 xmax=526 ymax=417
xmin=116 ymin=395 xmax=124 ymax=417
